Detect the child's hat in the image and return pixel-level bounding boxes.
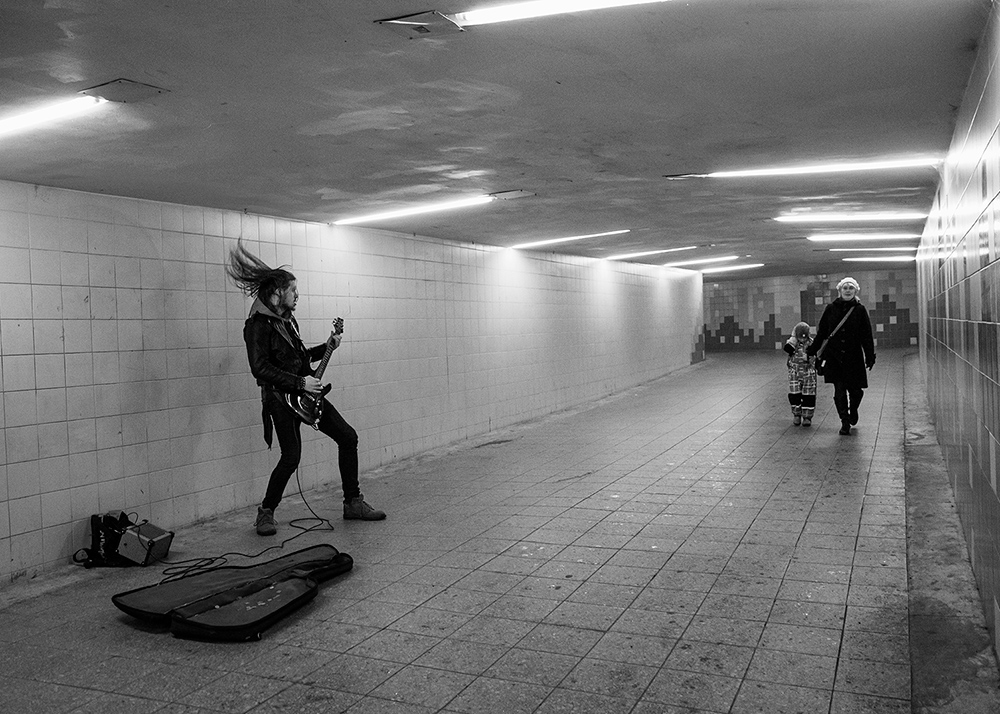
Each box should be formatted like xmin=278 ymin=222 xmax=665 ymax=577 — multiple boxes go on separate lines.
xmin=793 ymin=321 xmax=810 ymax=339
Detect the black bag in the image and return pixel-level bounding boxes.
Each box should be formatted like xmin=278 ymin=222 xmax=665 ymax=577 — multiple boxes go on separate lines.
xmin=73 ymin=511 xmax=137 ymax=568
xmin=112 ymin=544 xmax=353 ymax=641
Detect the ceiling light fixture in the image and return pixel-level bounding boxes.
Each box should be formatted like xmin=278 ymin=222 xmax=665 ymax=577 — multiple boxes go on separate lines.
xmin=80 ymin=78 xmax=168 ymax=104
xmin=333 ymin=195 xmax=495 ymax=225
xmin=829 ymin=247 xmax=918 ymax=252
xmin=842 ymin=256 xmax=916 ymax=263
xmin=663 ymin=255 xmax=739 ymax=268
xmin=606 ymin=245 xmax=697 ymax=261
xmin=448 ymin=0 xmax=671 ymax=26
xmin=806 ymin=233 xmax=920 ymax=242
xmin=511 ymin=229 xmax=630 ymax=250
xmin=775 ymin=212 xmax=927 ymax=223
xmin=701 ymin=263 xmax=765 ymax=274
xmin=0 ymin=95 xmax=107 ymax=137
xmin=665 ymin=156 xmax=941 ymax=180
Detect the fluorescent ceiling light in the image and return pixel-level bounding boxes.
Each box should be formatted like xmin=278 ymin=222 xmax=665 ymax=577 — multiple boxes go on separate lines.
xmin=449 ymin=0 xmax=671 ymax=26
xmin=843 ymin=256 xmax=916 ymax=262
xmin=667 ymin=157 xmax=941 ymax=180
xmin=807 ymin=233 xmax=920 ymax=242
xmin=606 ymin=245 xmax=697 ymax=261
xmin=775 ymin=212 xmax=927 ymax=223
xmin=829 ymin=247 xmax=918 ymax=252
xmin=511 ymin=229 xmax=629 ymax=250
xmin=333 ymin=195 xmax=494 ymax=225
xmin=0 ymin=96 xmax=107 ymax=137
xmin=701 ymin=263 xmax=765 ymax=274
xmin=663 ymin=255 xmax=738 ymax=268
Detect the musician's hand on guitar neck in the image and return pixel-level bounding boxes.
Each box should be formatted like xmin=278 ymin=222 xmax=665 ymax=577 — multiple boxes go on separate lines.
xmin=302 ymin=376 xmax=323 ymax=394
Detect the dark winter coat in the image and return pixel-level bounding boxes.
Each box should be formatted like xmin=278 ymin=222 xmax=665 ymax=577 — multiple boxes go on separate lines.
xmin=807 ymin=297 xmax=875 ymax=388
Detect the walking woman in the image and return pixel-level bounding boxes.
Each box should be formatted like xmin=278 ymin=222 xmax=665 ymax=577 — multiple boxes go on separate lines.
xmin=807 ymin=277 xmax=876 ymax=435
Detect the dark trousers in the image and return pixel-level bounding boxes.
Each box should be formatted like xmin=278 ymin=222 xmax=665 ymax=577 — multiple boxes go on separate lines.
xmin=262 ymin=394 xmax=360 ymax=510
xmin=833 ymin=382 xmax=864 ymax=423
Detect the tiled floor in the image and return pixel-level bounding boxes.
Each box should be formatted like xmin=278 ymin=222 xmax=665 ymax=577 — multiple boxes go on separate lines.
xmin=1 ymin=349 xmax=997 ymax=713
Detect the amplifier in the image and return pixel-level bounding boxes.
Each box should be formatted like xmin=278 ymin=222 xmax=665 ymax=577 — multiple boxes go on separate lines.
xmin=117 ymin=522 xmax=174 ymax=566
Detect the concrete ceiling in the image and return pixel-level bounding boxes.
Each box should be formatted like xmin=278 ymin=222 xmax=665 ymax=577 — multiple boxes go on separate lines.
xmin=0 ymin=0 xmax=990 ymax=278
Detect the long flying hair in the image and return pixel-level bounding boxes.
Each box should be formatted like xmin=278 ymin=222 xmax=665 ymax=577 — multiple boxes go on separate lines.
xmin=225 ymin=239 xmax=296 ymax=304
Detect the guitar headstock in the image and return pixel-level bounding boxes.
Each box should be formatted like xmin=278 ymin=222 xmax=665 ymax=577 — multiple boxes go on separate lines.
xmin=332 ymin=317 xmax=344 ymax=335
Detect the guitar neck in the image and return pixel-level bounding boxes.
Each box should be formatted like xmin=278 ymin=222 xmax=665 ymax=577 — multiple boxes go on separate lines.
xmin=312 ymin=325 xmax=342 ymax=381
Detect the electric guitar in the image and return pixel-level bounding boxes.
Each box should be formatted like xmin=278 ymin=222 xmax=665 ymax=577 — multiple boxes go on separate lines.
xmin=282 ymin=317 xmax=343 ymax=428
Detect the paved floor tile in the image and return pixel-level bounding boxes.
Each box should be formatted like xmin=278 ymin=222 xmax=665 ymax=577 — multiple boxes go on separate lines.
xmin=3 ymin=350 xmax=999 ymax=713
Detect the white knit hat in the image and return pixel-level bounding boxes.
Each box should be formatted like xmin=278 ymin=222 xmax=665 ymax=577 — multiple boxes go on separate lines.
xmin=837 ymin=277 xmax=860 ymax=292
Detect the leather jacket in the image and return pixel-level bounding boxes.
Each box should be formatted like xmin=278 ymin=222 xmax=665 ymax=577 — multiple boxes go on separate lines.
xmin=243 ymin=298 xmax=325 ymax=395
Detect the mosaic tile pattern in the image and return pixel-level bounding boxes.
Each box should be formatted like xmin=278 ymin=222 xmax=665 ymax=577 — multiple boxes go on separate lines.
xmin=704 ymin=273 xmax=919 ymax=353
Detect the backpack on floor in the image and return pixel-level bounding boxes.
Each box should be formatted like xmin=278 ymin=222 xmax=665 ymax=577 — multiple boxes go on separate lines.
xmin=112 ymin=544 xmax=353 ymax=641
xmin=73 ymin=511 xmax=137 ymax=568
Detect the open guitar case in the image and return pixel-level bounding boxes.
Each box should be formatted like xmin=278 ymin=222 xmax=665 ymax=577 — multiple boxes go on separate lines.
xmin=112 ymin=544 xmax=353 ymax=641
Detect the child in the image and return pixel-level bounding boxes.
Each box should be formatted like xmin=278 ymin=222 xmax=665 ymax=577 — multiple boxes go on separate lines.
xmin=783 ymin=321 xmax=817 ymax=426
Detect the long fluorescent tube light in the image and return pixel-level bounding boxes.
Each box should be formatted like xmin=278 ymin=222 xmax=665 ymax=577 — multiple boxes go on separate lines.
xmin=0 ymin=95 xmax=107 ymax=137
xmin=449 ymin=0 xmax=671 ymax=26
xmin=511 ymin=229 xmax=629 ymax=250
xmin=606 ymin=245 xmax=697 ymax=261
xmin=701 ymin=263 xmax=765 ymax=274
xmin=843 ymin=256 xmax=916 ymax=262
xmin=829 ymin=247 xmax=918 ymax=252
xmin=775 ymin=212 xmax=927 ymax=223
xmin=663 ymin=255 xmax=738 ymax=268
xmin=333 ymin=195 xmax=495 ymax=225
xmin=667 ymin=157 xmax=941 ymax=180
xmin=807 ymin=233 xmax=920 ymax=242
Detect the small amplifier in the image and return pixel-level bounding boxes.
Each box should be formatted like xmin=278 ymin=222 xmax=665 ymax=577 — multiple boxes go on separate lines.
xmin=117 ymin=522 xmax=174 ymax=566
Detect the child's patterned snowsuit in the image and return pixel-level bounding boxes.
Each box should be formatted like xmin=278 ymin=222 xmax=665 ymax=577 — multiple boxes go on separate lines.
xmin=783 ymin=323 xmax=817 ymax=424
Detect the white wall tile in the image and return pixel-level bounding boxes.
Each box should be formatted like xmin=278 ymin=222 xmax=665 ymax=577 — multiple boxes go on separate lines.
xmin=0 ymin=246 xmax=31 ymax=283
xmin=0 ymin=179 xmax=702 ymax=579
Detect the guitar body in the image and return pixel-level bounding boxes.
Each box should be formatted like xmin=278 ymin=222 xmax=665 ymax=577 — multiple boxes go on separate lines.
xmin=283 ymin=385 xmax=332 ymax=428
xmin=280 ymin=317 xmax=342 ymax=429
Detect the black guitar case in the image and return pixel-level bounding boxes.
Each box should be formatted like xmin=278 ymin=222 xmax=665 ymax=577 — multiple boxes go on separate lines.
xmin=112 ymin=544 xmax=353 ymax=641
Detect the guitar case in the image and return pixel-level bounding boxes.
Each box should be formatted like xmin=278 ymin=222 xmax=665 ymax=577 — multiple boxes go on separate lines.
xmin=112 ymin=544 xmax=353 ymax=641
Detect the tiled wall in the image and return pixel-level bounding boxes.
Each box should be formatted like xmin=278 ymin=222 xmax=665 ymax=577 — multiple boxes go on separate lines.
xmin=0 ymin=180 xmax=703 ymax=582
xmin=704 ymin=271 xmax=919 ymax=352
xmin=919 ymin=4 xmax=1000 ymax=656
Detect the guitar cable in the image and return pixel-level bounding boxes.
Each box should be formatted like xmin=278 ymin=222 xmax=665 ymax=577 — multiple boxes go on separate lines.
xmin=136 ymin=319 xmax=348 ymax=582
xmin=151 ymin=468 xmax=337 ymax=583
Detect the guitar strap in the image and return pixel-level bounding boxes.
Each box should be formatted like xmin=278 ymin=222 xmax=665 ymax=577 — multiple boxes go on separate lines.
xmin=262 ymin=399 xmax=273 ymax=449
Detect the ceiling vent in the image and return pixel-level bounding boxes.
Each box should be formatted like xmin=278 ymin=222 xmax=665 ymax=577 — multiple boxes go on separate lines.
xmin=375 ymin=11 xmax=465 ymax=39
xmin=490 ymin=190 xmax=534 ymax=200
xmin=80 ymin=78 xmax=169 ymax=104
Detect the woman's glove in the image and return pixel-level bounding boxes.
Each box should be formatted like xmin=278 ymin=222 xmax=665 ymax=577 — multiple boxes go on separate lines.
xmin=866 ymin=354 xmax=877 ymax=370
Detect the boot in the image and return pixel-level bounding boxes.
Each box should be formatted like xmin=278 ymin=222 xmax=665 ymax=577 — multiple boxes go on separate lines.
xmin=801 ymin=415 xmax=812 ymax=427
xmin=792 ymin=407 xmax=801 ymax=426
xmin=344 ymin=496 xmax=386 ymax=521
xmin=839 ymin=422 xmax=852 ymax=436
xmin=255 ymin=507 xmax=277 ymax=536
